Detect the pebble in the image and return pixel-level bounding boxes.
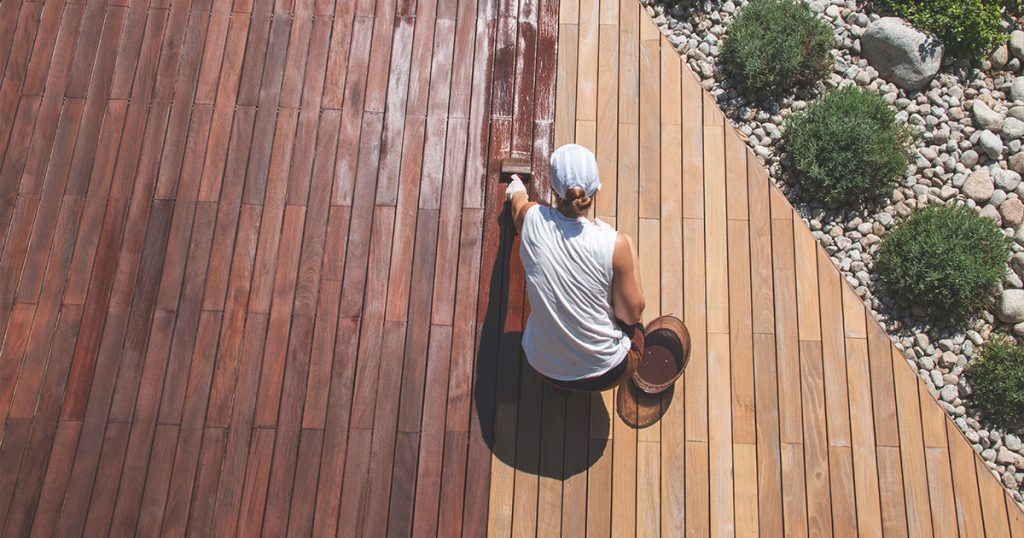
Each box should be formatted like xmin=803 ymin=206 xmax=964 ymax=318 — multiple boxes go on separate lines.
xmin=979 ymin=130 xmax=1006 ymax=159
xmin=963 ymin=168 xmax=995 ymax=202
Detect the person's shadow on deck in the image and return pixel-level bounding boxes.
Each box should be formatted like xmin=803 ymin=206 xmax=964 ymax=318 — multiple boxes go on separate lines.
xmin=473 ymin=205 xmax=609 ymax=479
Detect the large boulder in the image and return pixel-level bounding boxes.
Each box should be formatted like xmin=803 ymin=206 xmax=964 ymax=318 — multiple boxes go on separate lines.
xmin=861 ymin=18 xmax=944 ymax=91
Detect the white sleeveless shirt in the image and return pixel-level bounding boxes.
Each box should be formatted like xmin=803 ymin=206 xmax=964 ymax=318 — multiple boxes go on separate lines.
xmin=519 ymin=205 xmax=631 ymax=380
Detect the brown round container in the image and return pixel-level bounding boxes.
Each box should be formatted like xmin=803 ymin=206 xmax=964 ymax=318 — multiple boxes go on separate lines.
xmin=633 ymin=315 xmax=691 ymax=394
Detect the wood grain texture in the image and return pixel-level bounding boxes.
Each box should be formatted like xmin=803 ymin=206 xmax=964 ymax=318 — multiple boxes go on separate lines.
xmin=0 ymin=0 xmax=1019 ymax=533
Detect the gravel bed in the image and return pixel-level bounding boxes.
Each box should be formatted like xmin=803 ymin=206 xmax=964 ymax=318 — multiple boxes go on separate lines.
xmin=641 ymin=0 xmax=1024 ymax=505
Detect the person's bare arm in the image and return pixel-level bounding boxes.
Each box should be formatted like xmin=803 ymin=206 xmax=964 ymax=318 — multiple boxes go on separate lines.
xmin=507 ymin=175 xmax=538 ymax=233
xmin=611 ymin=232 xmax=645 ymax=325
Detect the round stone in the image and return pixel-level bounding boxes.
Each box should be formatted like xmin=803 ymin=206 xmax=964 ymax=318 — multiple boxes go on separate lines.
xmin=979 ymin=130 xmax=1005 ymax=159
xmin=1003 ymin=197 xmax=1024 ymax=228
xmin=963 ymin=168 xmax=995 ymax=202
xmin=973 ymin=100 xmax=1005 ymax=130
xmin=998 ymin=289 xmax=1024 ymax=323
xmin=1004 ymin=117 xmax=1024 ymax=140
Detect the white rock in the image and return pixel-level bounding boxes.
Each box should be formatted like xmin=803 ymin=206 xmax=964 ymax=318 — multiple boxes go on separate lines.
xmin=974 ymin=100 xmax=1005 ymax=131
xmin=998 ymin=289 xmax=1024 ymax=323
xmin=981 ymin=203 xmax=1003 ymax=224
xmin=979 ymin=130 xmax=1005 ymax=160
xmin=963 ymin=168 xmax=995 ymax=202
xmin=1012 ymin=77 xmax=1024 ymax=103
xmin=1001 ymin=197 xmax=1024 ymax=228
xmin=861 ymin=18 xmax=943 ymax=91
xmin=1011 ymin=31 xmax=1024 ymax=61
xmin=1004 ymin=118 xmax=1024 ymax=140
xmin=994 ymin=168 xmax=1022 ymax=191
xmin=1011 ymin=152 xmax=1024 ymax=175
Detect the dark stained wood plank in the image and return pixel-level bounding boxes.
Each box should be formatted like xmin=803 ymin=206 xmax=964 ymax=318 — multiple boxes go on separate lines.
xmin=158 ymin=311 xmax=222 ymax=537
xmin=210 ymin=313 xmax=269 ymax=537
xmin=252 ymin=205 xmax=305 ymax=427
xmin=26 ymin=420 xmax=80 ymax=537
xmin=408 ymin=325 xmax=453 ymax=537
xmin=183 ymin=428 xmax=228 ymax=536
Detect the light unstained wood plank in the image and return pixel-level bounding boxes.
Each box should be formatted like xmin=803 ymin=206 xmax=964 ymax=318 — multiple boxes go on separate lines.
xmin=946 ymin=421 xmax=985 ymax=538
xmin=770 ymin=212 xmax=800 ymax=446
xmin=747 ymin=157 xmax=773 ymax=334
xmin=617 ymin=0 xmax=638 ymax=125
xmin=639 ymin=4 xmax=658 ymax=39
xmin=780 ymin=442 xmax=808 ymax=537
xmin=841 ymin=283 xmax=866 ymax=339
xmin=724 ymin=128 xmax=748 ymax=220
xmin=661 ymin=43 xmax=681 ymax=127
xmin=800 ymin=341 xmax=832 ymax=538
xmin=708 ymin=333 xmax=735 ymax=537
xmin=686 ymin=440 xmax=709 ymax=537
xmin=793 ymin=221 xmax=820 ymax=341
xmin=616 ymin=122 xmax=639 ymax=242
xmin=683 ymin=218 xmax=707 ymax=444
xmin=637 ymin=441 xmax=660 ymax=538
xmin=702 ymin=91 xmax=722 ymax=127
xmin=537 ymin=387 xmax=567 ymax=537
xmin=486 ymin=438 xmax=516 ymax=536
xmin=576 ymin=0 xmax=597 ymax=122
xmin=639 ymin=217 xmax=660 ymax=328
xmin=660 ymin=126 xmax=683 ymax=319
xmin=920 ymin=380 xmax=948 ymax=450
xmin=661 ymin=386 xmax=685 ymax=537
xmin=866 ymin=318 xmax=899 ymax=448
xmin=753 ymin=333 xmax=783 ymax=537
xmin=1008 ymin=494 xmax=1024 ymax=536
xmin=681 ymin=71 xmax=703 ymax=220
xmin=703 ymin=122 xmax=727 ymax=335
xmin=554 ymin=23 xmax=578 ymax=148
xmin=587 ymin=435 xmax=613 ymax=537
xmin=594 ymin=23 xmax=618 ymax=219
xmin=925 ymin=445 xmax=958 ymax=538
xmin=576 ymin=120 xmax=596 ymax=161
xmin=733 ymin=442 xmax=759 ymax=538
xmin=560 ymin=0 xmax=579 ymax=24
xmin=561 ymin=393 xmax=589 ymax=538
xmin=817 ymin=249 xmax=852 ymax=449
xmin=845 ymin=337 xmax=883 ymax=538
xmin=876 ymin=445 xmax=909 ymax=537
xmin=511 ymin=368 xmax=543 ymax=538
xmin=611 ymin=386 xmax=638 ymax=538
xmin=976 ymin=457 xmax=1011 ymax=537
xmin=891 ymin=343 xmax=935 ymax=537
xmin=727 ymin=219 xmax=755 ymax=446
xmin=638 ymin=37 xmax=659 ymax=219
xmin=828 ymin=446 xmax=858 ymax=538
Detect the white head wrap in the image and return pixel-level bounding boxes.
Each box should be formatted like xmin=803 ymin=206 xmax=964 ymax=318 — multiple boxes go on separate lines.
xmin=549 ymin=144 xmax=601 ymax=199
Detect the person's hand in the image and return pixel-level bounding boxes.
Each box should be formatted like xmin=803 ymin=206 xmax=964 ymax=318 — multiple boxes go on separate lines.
xmin=505 ymin=176 xmax=527 ymax=202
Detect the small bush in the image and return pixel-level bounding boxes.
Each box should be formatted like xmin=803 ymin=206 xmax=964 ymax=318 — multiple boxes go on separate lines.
xmin=719 ymin=0 xmax=834 ymax=97
xmin=967 ymin=333 xmax=1024 ymax=427
xmin=878 ymin=0 xmax=1006 ymax=58
xmin=876 ymin=204 xmax=1011 ymax=321
xmin=784 ymin=85 xmax=912 ymax=206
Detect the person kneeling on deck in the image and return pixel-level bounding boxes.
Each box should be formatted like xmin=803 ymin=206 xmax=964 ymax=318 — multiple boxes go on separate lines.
xmin=505 ymin=144 xmax=647 ymax=392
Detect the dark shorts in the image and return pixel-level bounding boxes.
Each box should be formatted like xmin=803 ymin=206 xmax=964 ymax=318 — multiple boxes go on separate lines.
xmin=540 ymin=322 xmax=645 ymax=392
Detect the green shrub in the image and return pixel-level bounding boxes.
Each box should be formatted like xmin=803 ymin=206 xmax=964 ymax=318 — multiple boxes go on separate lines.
xmin=876 ymin=204 xmax=1011 ymax=321
xmin=719 ymin=0 xmax=834 ymax=96
xmin=967 ymin=333 xmax=1024 ymax=427
xmin=877 ymin=0 xmax=1006 ymax=58
xmin=784 ymin=85 xmax=912 ymax=206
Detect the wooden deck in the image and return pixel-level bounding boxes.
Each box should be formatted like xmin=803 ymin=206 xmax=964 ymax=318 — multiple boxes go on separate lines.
xmin=0 ymin=0 xmax=1021 ymax=534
